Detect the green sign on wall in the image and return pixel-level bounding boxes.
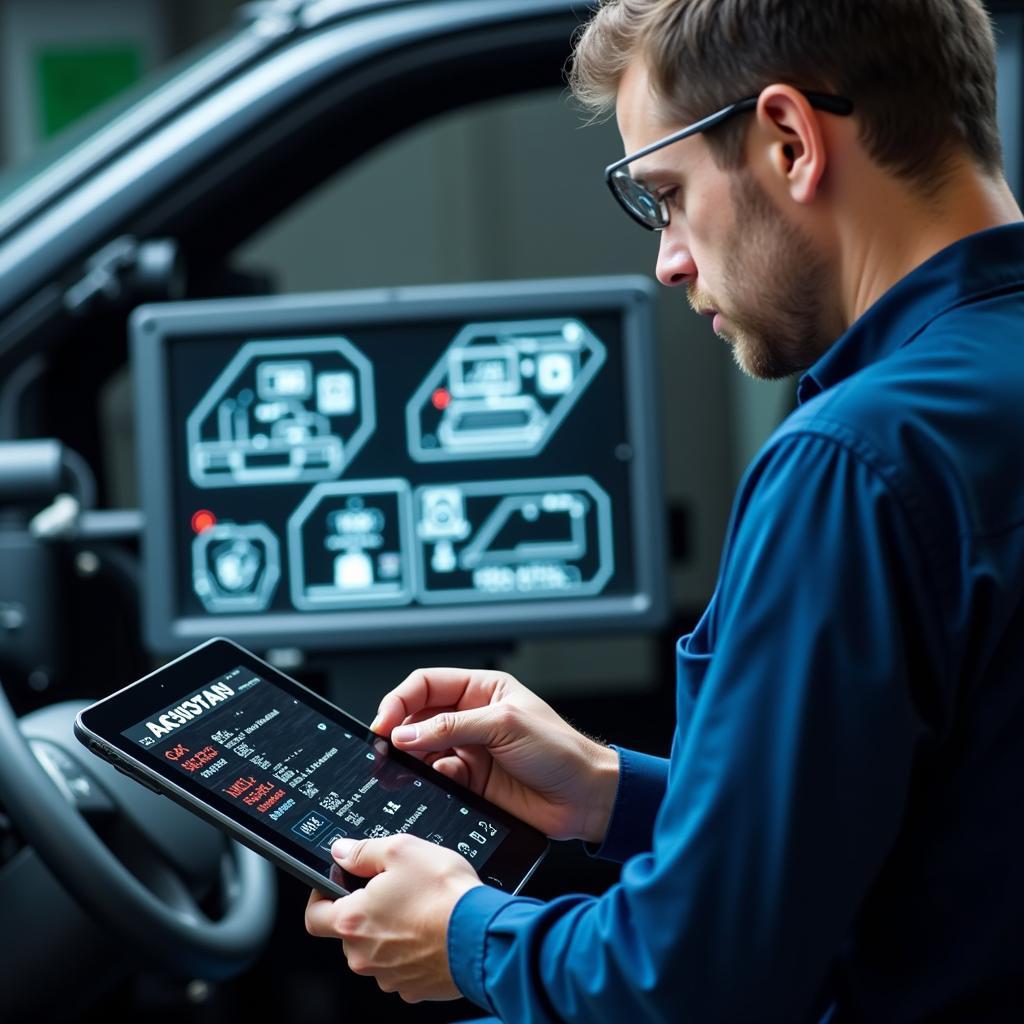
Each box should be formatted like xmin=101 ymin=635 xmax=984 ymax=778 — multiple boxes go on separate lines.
xmin=36 ymin=45 xmax=142 ymax=139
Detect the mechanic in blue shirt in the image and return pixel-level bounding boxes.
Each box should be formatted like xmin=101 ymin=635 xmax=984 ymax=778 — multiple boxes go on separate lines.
xmin=304 ymin=1 xmax=1024 ymax=1019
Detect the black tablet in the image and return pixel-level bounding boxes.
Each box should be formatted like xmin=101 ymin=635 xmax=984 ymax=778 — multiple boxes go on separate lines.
xmin=74 ymin=637 xmax=549 ymax=897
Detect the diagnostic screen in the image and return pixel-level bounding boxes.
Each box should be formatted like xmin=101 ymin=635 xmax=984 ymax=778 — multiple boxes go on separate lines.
xmin=134 ymin=280 xmax=666 ymax=651
xmin=122 ymin=666 xmax=510 ymax=872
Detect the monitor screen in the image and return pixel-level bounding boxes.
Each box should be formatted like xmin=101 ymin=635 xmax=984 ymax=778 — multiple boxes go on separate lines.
xmin=132 ymin=277 xmax=667 ymax=653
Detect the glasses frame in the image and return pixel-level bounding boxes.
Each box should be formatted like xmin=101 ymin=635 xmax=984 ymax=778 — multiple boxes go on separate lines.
xmin=604 ymin=90 xmax=855 ymax=231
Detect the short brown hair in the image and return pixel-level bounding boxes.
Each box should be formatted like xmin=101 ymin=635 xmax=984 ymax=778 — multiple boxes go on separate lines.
xmin=569 ymin=0 xmax=1003 ymax=189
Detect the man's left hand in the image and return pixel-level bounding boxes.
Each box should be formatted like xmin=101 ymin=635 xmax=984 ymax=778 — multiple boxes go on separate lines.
xmin=305 ymin=834 xmax=482 ymax=1002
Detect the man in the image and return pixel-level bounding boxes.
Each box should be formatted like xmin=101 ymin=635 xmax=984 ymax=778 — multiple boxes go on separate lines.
xmin=305 ymin=1 xmax=1024 ymax=1019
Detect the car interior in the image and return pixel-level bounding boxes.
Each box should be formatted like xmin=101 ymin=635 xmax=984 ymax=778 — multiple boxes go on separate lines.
xmin=2 ymin=1 xmax=1022 ymax=1020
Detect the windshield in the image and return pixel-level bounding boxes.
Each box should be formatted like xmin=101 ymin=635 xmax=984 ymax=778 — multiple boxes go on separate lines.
xmin=0 ymin=25 xmax=265 ymax=239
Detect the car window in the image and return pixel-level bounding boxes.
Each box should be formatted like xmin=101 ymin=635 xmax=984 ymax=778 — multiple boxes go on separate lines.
xmin=0 ymin=28 xmax=254 ymax=237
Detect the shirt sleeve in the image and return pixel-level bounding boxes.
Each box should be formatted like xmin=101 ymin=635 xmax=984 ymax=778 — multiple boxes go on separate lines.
xmin=447 ymin=430 xmax=946 ymax=1023
xmin=583 ymin=746 xmax=670 ymax=863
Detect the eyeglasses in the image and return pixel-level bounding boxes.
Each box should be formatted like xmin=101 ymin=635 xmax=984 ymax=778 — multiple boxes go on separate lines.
xmin=605 ymin=90 xmax=854 ymax=231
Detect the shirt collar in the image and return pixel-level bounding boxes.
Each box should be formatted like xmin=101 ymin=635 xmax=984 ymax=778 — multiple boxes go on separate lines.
xmin=797 ymin=221 xmax=1024 ymax=404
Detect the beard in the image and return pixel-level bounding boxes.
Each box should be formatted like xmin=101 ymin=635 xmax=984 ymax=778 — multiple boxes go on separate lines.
xmin=688 ymin=172 xmax=840 ymax=380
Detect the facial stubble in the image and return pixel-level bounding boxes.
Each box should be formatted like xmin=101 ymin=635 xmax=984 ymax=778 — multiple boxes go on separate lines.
xmin=690 ymin=173 xmax=839 ymax=380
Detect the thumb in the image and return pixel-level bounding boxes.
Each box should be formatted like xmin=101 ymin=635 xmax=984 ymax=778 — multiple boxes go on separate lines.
xmin=331 ymin=837 xmax=385 ymax=878
xmin=390 ymin=705 xmax=515 ymax=753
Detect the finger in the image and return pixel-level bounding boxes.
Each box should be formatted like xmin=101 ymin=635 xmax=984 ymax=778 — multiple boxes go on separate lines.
xmin=407 ymin=707 xmax=453 ymax=727
xmin=305 ymin=888 xmax=341 ymax=938
xmin=371 ymin=668 xmax=500 ymax=735
xmin=443 ymin=744 xmax=493 ymax=794
xmin=400 ymin=712 xmax=463 ymax=764
xmin=431 ymin=754 xmax=470 ymax=787
xmin=391 ymin=704 xmax=517 ymax=755
xmin=402 ymin=708 xmax=459 ymax=758
xmin=423 ymin=749 xmax=451 ymax=766
xmin=331 ymin=836 xmax=391 ymax=878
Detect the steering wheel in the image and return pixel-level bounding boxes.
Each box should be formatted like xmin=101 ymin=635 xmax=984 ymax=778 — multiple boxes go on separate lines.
xmin=0 ymin=685 xmax=276 ymax=980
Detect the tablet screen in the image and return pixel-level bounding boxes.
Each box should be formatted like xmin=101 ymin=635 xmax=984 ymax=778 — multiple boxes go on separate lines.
xmin=119 ymin=665 xmax=511 ymax=873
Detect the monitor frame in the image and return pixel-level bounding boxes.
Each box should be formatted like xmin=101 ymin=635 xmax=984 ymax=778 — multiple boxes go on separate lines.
xmin=132 ymin=276 xmax=668 ymax=654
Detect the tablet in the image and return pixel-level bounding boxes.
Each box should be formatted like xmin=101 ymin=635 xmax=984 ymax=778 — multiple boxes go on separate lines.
xmin=74 ymin=637 xmax=549 ymax=897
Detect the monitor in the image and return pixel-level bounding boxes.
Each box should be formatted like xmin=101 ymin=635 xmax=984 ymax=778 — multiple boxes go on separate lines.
xmin=131 ymin=277 xmax=667 ymax=654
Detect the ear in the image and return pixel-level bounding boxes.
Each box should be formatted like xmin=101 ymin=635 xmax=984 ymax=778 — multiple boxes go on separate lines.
xmin=754 ymin=85 xmax=828 ymax=204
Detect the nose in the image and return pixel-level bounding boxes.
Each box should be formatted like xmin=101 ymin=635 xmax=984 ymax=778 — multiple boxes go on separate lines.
xmin=655 ymin=228 xmax=697 ymax=288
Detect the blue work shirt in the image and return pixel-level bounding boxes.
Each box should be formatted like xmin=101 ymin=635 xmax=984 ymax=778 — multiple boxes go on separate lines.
xmin=447 ymin=223 xmax=1024 ymax=1022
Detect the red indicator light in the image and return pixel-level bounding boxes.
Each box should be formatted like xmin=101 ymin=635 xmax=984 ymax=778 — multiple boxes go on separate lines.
xmin=191 ymin=509 xmax=217 ymax=534
xmin=431 ymin=388 xmax=451 ymax=411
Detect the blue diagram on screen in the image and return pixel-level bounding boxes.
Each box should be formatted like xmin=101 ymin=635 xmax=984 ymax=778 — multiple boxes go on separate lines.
xmin=192 ymin=521 xmax=282 ymax=613
xmin=287 ymin=479 xmax=416 ymax=610
xmin=186 ymin=338 xmax=375 ymax=488
xmin=406 ymin=319 xmax=606 ymax=462
xmin=413 ymin=477 xmax=613 ymax=602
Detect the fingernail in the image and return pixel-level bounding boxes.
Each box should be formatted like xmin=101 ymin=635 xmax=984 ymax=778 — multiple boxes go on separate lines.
xmin=332 ymin=838 xmax=356 ymax=860
xmin=369 ymin=714 xmax=383 ymax=733
xmin=392 ymin=724 xmax=417 ymax=743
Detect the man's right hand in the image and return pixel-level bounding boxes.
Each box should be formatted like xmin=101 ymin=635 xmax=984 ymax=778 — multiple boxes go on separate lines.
xmin=371 ymin=668 xmax=620 ymax=844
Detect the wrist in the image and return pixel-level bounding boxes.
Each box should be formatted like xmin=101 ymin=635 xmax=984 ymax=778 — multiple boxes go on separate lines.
xmin=579 ymin=742 xmax=620 ymax=844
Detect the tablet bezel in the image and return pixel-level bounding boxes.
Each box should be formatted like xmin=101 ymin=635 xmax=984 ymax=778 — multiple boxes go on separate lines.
xmin=75 ymin=637 xmax=549 ymax=895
